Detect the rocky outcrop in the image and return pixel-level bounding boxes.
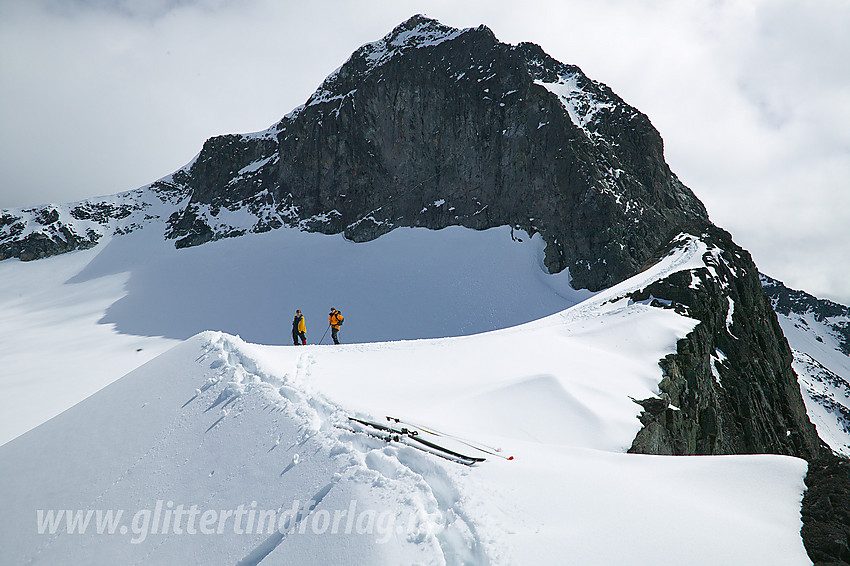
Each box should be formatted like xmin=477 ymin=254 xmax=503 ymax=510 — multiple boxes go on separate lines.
xmin=802 ymin=455 xmax=850 ymax=565
xmin=0 ymin=183 xmax=190 ymax=262
xmin=627 ymin=224 xmax=822 ymax=458
xmin=0 ymin=208 xmax=101 ymax=261
xmin=163 ymin=135 xmax=282 ymax=248
xmin=622 ymin=224 xmax=850 ymax=564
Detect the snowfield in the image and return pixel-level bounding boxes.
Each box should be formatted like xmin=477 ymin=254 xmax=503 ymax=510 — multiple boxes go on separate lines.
xmin=0 ymin=225 xmax=591 ymax=444
xmin=0 ymin=226 xmax=813 ymax=564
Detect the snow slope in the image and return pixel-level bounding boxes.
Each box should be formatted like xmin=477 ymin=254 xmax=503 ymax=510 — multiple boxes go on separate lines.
xmin=0 ymin=225 xmax=591 ymax=444
xmin=792 ymin=351 xmax=850 ymax=456
xmin=0 ymin=233 xmax=811 ymax=565
xmin=783 ymin=317 xmax=850 ymax=456
xmin=0 ymin=243 xmax=178 ymax=445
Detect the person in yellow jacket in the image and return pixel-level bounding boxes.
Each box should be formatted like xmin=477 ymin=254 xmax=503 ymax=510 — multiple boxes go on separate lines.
xmin=329 ymin=307 xmax=344 ymax=345
xmin=292 ymin=309 xmax=306 ymax=345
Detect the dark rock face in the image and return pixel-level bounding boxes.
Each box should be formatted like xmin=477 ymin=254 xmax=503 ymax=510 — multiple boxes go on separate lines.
xmin=627 ymin=224 xmax=822 ymax=459
xmin=802 ymin=455 xmax=850 ymax=566
xmin=163 ymin=135 xmax=282 ymax=248
xmin=263 ymin=16 xmax=707 ymax=290
xmin=0 ymin=209 xmax=101 ymax=261
xmin=622 ymin=225 xmax=850 ymax=564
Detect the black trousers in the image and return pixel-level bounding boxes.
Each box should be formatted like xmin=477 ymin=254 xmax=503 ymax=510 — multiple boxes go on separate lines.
xmin=331 ymin=327 xmax=340 ymax=344
xmin=293 ymin=330 xmax=306 ymax=345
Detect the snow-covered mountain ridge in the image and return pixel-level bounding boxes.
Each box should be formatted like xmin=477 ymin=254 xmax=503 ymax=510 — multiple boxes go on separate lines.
xmin=1 ymin=217 xmax=847 ymax=562
xmin=0 ymin=231 xmax=813 ymax=565
xmin=0 ymin=224 xmax=592 ymax=445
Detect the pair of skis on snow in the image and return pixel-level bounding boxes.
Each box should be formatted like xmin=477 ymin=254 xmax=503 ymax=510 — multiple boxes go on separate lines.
xmin=347 ymin=415 xmax=514 ymax=466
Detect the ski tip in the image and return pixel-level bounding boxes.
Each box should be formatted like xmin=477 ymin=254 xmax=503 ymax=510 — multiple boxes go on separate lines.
xmin=507 ymin=456 xmax=514 ymax=461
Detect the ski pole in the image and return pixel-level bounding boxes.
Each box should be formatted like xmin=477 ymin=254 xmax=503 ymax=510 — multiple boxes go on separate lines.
xmin=319 ymin=323 xmax=331 ymax=345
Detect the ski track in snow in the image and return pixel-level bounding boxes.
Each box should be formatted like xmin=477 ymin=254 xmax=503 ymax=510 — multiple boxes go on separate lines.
xmin=173 ymin=232 xmax=781 ymax=564
xmin=235 ymin=480 xmax=338 ymax=566
xmin=207 ymin=334 xmax=491 ymax=565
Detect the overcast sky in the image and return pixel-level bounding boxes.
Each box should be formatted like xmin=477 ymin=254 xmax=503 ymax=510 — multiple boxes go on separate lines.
xmin=1 ymin=0 xmax=848 ymax=304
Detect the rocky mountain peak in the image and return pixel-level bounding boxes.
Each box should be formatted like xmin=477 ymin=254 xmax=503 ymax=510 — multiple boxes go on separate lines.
xmin=762 ymin=274 xmax=850 ymax=356
xmin=1 ymin=16 xmax=708 ymax=291
xmin=263 ymin=16 xmax=710 ymax=289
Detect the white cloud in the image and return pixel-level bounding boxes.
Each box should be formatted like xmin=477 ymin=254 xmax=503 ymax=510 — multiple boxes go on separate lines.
xmin=0 ymin=0 xmax=847 ymax=303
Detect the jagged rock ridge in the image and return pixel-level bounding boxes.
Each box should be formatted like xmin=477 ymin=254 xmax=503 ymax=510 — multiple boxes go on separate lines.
xmin=622 ymin=227 xmax=850 ymax=565
xmin=625 ymin=225 xmax=822 ymax=458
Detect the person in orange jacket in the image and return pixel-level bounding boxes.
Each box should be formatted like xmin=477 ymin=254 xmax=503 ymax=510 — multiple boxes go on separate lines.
xmin=292 ymin=309 xmax=306 ymax=345
xmin=329 ymin=307 xmax=344 ymax=344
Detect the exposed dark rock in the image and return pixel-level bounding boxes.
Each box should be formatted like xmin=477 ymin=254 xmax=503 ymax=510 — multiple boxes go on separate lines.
xmin=165 ymin=205 xmax=215 ymax=249
xmin=262 ymin=16 xmax=707 ymax=291
xmin=622 ymin=224 xmax=850 ymax=564
xmin=802 ymin=454 xmax=850 ymax=566
xmin=627 ymin=224 xmax=822 ymax=458
xmin=0 ymin=222 xmax=100 ymax=261
xmin=70 ymin=202 xmax=133 ymax=223
xmin=184 ymin=134 xmax=279 ymax=207
xmin=630 ymin=396 xmax=676 ymax=455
